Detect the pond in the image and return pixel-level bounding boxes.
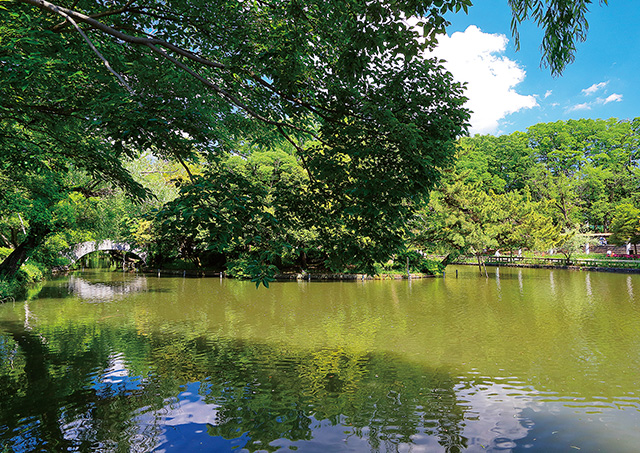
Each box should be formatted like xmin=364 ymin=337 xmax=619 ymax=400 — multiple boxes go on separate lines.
xmin=1 ymin=266 xmax=639 ymax=452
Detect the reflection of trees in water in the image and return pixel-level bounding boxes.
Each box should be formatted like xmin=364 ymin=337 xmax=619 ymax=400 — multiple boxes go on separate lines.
xmin=67 ymin=274 xmax=148 ymax=301
xmin=0 ymin=321 xmax=163 ymax=452
xmin=0 ymin=323 xmax=468 ymax=452
xmin=199 ymin=344 xmax=466 ymax=452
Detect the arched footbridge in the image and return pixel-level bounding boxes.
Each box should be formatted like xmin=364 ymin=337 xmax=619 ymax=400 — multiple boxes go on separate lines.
xmin=64 ymin=240 xmax=148 ymax=265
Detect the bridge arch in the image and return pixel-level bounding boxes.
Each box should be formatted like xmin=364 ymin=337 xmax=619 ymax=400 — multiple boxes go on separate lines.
xmin=64 ymin=240 xmax=148 ymax=265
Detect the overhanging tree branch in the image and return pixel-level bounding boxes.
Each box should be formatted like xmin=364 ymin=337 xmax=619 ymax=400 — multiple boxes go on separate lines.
xmin=55 ymin=8 xmax=136 ymax=95
xmin=143 ymin=42 xmax=313 ymax=135
xmin=52 ymin=0 xmax=137 ymax=31
xmin=20 ymin=0 xmax=226 ymax=70
xmin=19 ymin=0 xmax=323 ymax=139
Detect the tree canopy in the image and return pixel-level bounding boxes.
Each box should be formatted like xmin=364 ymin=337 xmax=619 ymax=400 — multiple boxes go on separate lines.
xmin=3 ymin=0 xmax=474 ymax=279
xmin=1 ymin=0 xmax=611 ymax=282
xmin=417 ymin=117 xmax=640 ymax=269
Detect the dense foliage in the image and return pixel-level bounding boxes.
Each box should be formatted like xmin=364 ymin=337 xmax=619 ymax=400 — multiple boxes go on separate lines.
xmin=2 ymin=0 xmax=478 ymax=284
xmin=417 ymin=118 xmax=640 ymax=262
xmin=1 ymin=0 xmax=618 ymax=287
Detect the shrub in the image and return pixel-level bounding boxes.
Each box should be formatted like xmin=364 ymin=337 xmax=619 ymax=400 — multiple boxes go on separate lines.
xmin=611 ymin=254 xmax=640 ymax=259
xmin=31 ymin=233 xmax=72 ymax=268
xmin=0 ymin=247 xmax=11 ymax=261
xmin=0 ymin=278 xmax=19 ymax=300
xmin=15 ymin=262 xmax=45 ymax=283
xmin=226 ymin=256 xmax=278 ymax=287
xmin=0 ymin=258 xmax=46 ymax=301
xmin=392 ymin=250 xmax=444 ymax=275
xmin=225 ymin=257 xmax=254 ymax=279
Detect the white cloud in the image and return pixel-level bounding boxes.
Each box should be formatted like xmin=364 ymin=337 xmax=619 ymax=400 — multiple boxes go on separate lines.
xmin=429 ymin=25 xmax=537 ymax=134
xmin=566 ymin=92 xmax=623 ymax=112
xmin=603 ymin=93 xmax=623 ymax=104
xmin=582 ymin=81 xmax=609 ymax=96
xmin=567 ymin=103 xmax=592 ymax=112
xmin=544 ymin=90 xmax=553 ymax=98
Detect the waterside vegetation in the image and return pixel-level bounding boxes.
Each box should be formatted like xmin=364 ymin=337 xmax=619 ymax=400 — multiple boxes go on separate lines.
xmin=1 ymin=0 xmax=638 ymax=294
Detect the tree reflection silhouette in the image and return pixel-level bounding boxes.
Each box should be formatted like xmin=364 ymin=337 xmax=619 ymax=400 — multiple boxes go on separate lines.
xmin=0 ymin=322 xmax=467 ymax=452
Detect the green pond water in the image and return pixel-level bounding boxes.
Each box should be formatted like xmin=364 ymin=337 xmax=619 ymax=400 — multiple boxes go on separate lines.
xmin=1 ymin=266 xmax=639 ymax=452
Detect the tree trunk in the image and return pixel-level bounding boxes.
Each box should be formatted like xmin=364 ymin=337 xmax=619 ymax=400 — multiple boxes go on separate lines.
xmin=440 ymin=252 xmax=458 ymax=267
xmin=477 ymin=254 xmax=488 ymax=278
xmin=0 ymin=223 xmax=50 ymax=280
xmin=10 ymin=227 xmax=19 ymax=248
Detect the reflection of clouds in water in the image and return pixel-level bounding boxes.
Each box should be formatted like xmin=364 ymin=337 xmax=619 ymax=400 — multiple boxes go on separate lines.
xmin=457 ymin=381 xmax=534 ymax=450
xmin=63 ymin=353 xmax=148 ymax=451
xmin=102 ymin=353 xmax=129 ymax=382
xmin=146 ymin=383 xmax=220 ymax=426
xmin=456 ymin=379 xmax=640 ymax=452
xmin=68 ymin=275 xmax=147 ymax=302
xmin=155 ymin=393 xmax=221 ymax=427
xmin=132 ymin=383 xmax=237 ymax=452
xmin=91 ymin=353 xmax=142 ymax=396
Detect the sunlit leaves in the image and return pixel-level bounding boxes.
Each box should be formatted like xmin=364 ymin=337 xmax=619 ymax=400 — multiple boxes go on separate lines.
xmin=610 ymin=204 xmax=640 ymax=248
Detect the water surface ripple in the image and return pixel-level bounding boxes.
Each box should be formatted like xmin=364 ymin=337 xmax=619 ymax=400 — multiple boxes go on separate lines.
xmin=1 ymin=267 xmax=639 ymax=452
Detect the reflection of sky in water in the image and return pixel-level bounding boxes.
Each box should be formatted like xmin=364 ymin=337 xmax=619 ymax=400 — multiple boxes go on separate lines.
xmin=52 ymin=364 xmax=640 ymax=452
xmin=142 ymin=382 xmax=640 ymax=451
xmin=89 ymin=365 xmax=640 ymax=451
xmin=90 ymin=353 xmax=144 ymax=396
xmin=61 ymin=354 xmax=146 ymax=450
xmin=456 ymin=375 xmax=640 ymax=452
xmin=57 ymin=349 xmax=640 ymax=452
xmin=136 ymin=392 xmax=448 ymax=453
xmin=134 ymin=382 xmax=249 ymax=452
xmin=457 ymin=380 xmax=533 ymax=450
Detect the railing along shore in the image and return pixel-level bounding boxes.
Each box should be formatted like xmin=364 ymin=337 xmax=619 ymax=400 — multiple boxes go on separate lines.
xmin=452 ymin=255 xmax=640 ymax=270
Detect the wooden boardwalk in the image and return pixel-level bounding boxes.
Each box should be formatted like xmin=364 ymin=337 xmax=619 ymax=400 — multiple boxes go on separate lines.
xmin=453 ymin=255 xmax=640 ymax=271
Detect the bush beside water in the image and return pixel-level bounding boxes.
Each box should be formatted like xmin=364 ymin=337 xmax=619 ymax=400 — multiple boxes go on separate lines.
xmin=0 ymin=253 xmax=46 ymax=300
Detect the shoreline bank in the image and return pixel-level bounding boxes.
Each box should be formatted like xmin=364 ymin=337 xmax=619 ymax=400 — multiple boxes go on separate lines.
xmin=139 ymin=268 xmax=436 ymax=280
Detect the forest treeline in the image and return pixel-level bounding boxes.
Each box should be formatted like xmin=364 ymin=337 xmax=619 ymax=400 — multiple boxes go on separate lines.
xmin=2 ymin=117 xmax=639 ymax=289
xmin=414 ymin=117 xmax=640 ymax=263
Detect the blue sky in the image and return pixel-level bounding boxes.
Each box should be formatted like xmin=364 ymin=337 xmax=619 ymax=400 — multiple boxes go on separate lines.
xmin=429 ymin=0 xmax=640 ymax=135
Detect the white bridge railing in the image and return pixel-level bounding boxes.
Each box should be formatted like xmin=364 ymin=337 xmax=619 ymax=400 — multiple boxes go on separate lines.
xmin=64 ymin=240 xmax=148 ymax=264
